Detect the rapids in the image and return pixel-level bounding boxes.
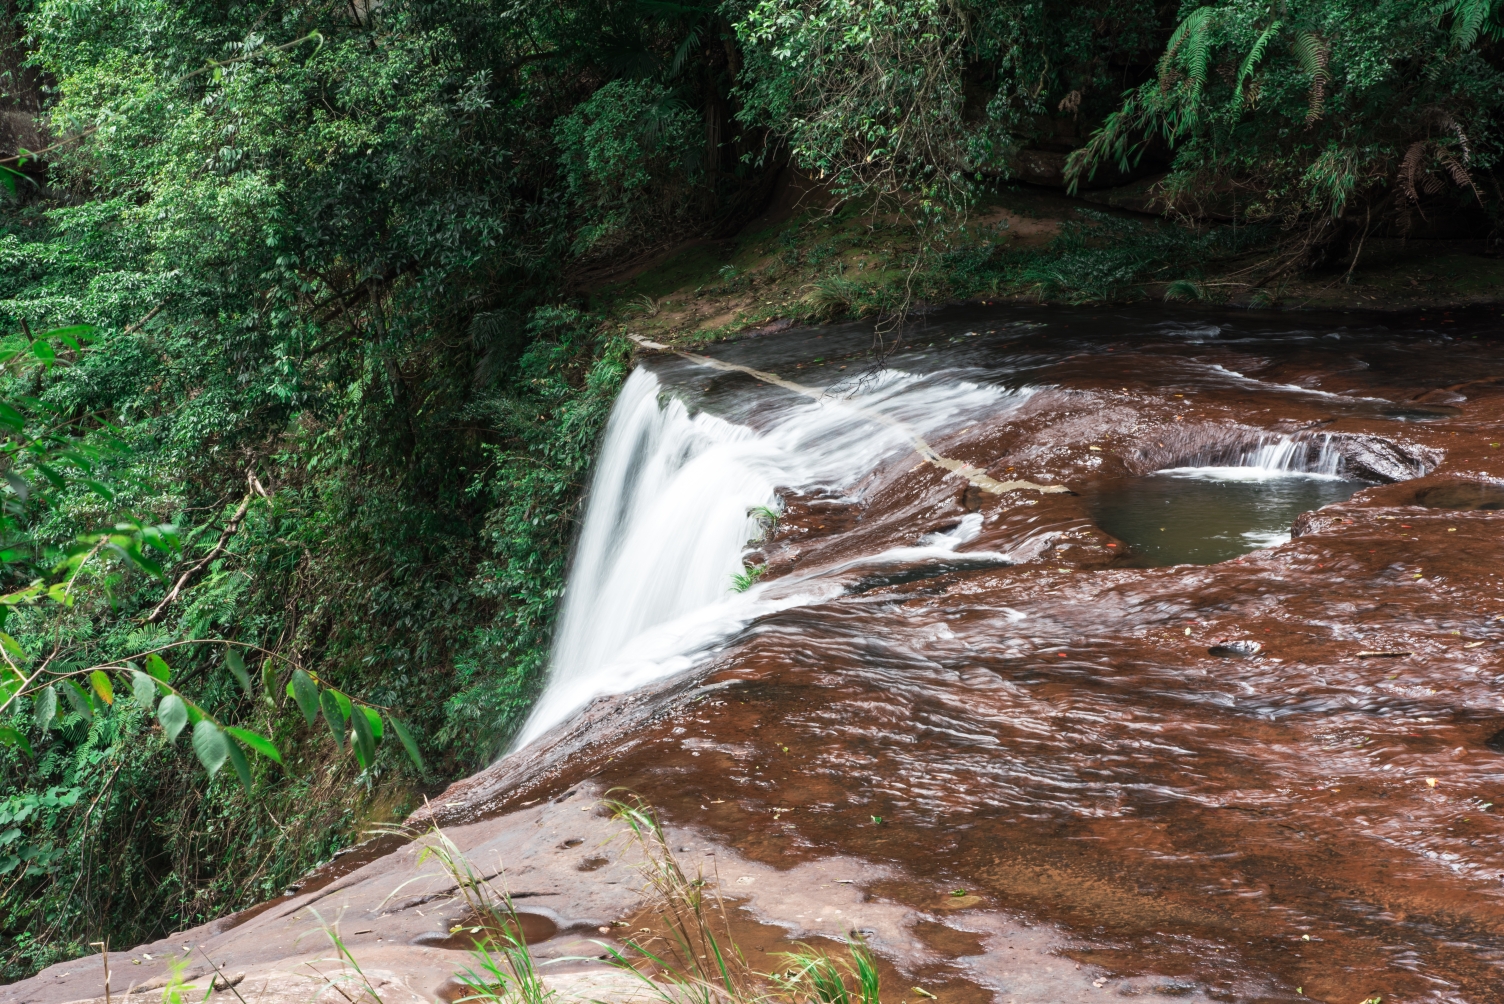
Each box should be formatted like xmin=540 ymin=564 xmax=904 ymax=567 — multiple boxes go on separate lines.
xmin=505 ymin=305 xmax=1504 ymax=1003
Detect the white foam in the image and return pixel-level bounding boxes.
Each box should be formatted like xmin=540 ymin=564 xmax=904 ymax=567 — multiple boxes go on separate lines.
xmin=512 ymin=366 xmax=1031 ymax=749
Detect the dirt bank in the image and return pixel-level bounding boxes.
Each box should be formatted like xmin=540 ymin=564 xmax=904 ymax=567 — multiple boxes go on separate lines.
xmin=586 ymin=187 xmax=1504 ymax=344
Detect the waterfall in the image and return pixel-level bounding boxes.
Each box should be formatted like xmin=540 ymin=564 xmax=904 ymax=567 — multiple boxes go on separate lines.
xmin=512 ymin=364 xmax=1029 ymax=749
xmin=1163 ymin=434 xmax=1345 ymax=480
xmin=1234 ymin=434 xmax=1343 ymax=475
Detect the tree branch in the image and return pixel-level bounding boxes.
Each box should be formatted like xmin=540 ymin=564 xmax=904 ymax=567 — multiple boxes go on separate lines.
xmin=144 ymin=469 xmax=260 ymax=623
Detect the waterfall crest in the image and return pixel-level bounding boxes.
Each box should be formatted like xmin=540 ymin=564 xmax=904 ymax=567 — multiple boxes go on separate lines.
xmin=1164 ymin=434 xmax=1344 ymax=480
xmin=512 ymin=364 xmax=1029 ymax=748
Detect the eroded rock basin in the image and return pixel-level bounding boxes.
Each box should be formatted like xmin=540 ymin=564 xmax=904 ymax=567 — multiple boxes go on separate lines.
xmin=10 ymin=307 xmax=1504 ymax=1004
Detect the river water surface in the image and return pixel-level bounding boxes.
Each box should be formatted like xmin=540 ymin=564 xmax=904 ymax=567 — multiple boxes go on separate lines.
xmin=507 ymin=306 xmax=1504 ymax=1003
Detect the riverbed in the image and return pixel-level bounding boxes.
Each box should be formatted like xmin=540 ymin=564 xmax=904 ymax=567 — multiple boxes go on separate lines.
xmin=9 ymin=305 xmax=1502 ymax=1004
xmin=507 ymin=306 xmax=1504 ymax=1003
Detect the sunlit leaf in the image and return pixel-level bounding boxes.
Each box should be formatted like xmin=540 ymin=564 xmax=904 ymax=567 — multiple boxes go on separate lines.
xmin=29 ymin=341 xmax=54 ymax=365
xmin=88 ymin=670 xmax=113 ymax=705
xmin=191 ymin=720 xmax=228 ymax=777
xmin=225 ymin=648 xmax=251 ymax=696
xmin=350 ymin=705 xmax=375 ymax=768
xmin=130 ymin=670 xmax=157 ymax=711
xmin=389 ymin=716 xmax=424 ymax=771
xmin=289 ymin=669 xmax=319 ymax=725
xmin=145 ymin=653 xmax=171 ymax=683
xmin=331 ymin=689 xmax=352 ymax=721
xmin=223 ymin=726 xmax=282 ymax=764
xmin=362 ymin=706 xmax=383 ymax=742
xmin=157 ymin=694 xmax=187 ymax=741
xmin=320 ymin=688 xmax=345 ymax=750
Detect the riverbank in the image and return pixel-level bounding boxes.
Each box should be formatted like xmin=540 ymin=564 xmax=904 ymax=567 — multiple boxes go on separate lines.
xmin=587 ymin=186 xmax=1504 ymax=345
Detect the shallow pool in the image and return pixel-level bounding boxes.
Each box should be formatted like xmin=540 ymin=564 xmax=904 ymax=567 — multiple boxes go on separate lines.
xmin=1089 ymin=468 xmax=1367 ymax=566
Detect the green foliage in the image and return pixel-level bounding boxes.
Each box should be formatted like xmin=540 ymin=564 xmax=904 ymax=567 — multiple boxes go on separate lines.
xmin=938 ymin=210 xmax=1273 ymax=302
xmin=556 ymin=79 xmax=705 ymax=254
xmin=1067 ymin=0 xmax=1504 ymax=235
xmin=0 ymin=0 xmax=647 ymax=974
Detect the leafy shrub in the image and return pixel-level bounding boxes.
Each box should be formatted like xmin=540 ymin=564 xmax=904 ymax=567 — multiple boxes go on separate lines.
xmin=555 ymin=79 xmax=705 ymax=254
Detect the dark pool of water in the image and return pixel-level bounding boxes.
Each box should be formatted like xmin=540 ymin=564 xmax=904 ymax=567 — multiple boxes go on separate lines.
xmin=1090 ymin=470 xmax=1367 ymax=565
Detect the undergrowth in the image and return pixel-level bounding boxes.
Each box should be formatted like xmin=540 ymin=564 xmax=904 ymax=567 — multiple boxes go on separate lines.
xmin=940 ymin=209 xmax=1278 ymax=304
xmin=389 ymin=796 xmax=881 ymax=1004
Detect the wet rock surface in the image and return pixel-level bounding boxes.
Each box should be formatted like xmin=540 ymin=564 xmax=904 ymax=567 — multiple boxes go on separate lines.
xmin=9 ymin=306 xmax=1504 ymax=1004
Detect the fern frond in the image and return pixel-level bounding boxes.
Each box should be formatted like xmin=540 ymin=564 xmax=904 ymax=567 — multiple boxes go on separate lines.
xmin=1440 ymin=153 xmax=1482 ymax=201
xmin=1160 ymin=7 xmax=1215 ymax=93
xmin=1185 ymin=9 xmax=1214 ymax=92
xmin=1291 ymin=32 xmax=1330 ymax=123
xmin=1399 ymin=140 xmax=1426 ymax=203
xmin=1437 ymin=0 xmax=1501 ymax=47
xmin=1064 ymin=93 xmax=1149 ymax=192
xmin=1232 ymin=20 xmax=1282 ymax=107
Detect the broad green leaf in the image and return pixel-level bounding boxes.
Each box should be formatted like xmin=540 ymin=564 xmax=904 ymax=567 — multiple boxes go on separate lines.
xmin=389 ymin=716 xmax=424 ymax=771
xmin=0 ymin=726 xmax=31 ymax=757
xmin=225 ymin=738 xmax=253 ymax=793
xmin=33 ymin=686 xmax=55 ymax=731
xmin=350 ymin=704 xmax=375 ymax=769
xmin=223 ymin=726 xmax=282 ymax=764
xmin=3 ymin=472 xmax=27 ymax=501
xmin=157 ymin=694 xmax=187 ymax=742
xmin=29 ymin=341 xmax=54 ymax=365
xmin=289 ymin=669 xmax=318 ymax=725
xmin=0 ymin=666 xmax=22 ymax=701
xmin=362 ymin=706 xmax=383 ymax=742
xmin=84 ymin=480 xmax=115 ymax=502
xmin=130 ymin=670 xmax=157 ymax=710
xmin=191 ymin=720 xmax=228 ymax=777
xmin=261 ymin=660 xmax=279 ymax=707
xmin=88 ymin=670 xmax=113 ymax=705
xmin=225 ymin=649 xmax=251 ymax=696
xmin=145 ymin=654 xmax=171 ymax=682
xmin=331 ymin=690 xmax=352 ymax=721
xmin=319 ymin=688 xmax=345 ymax=750
xmin=0 ymin=632 xmax=27 ymax=662
xmin=0 ymin=402 xmax=23 ymax=434
xmin=33 ymin=464 xmax=63 ymax=489
xmin=44 ymin=325 xmax=93 ymax=351
xmin=60 ymin=679 xmax=93 ymax=723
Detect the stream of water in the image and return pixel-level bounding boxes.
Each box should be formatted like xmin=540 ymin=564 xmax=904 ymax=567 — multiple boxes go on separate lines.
xmin=515 ymin=306 xmax=1504 ymax=1002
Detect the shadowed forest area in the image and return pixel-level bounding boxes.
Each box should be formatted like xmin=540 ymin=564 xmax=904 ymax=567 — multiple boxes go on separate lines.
xmin=0 ymin=0 xmax=1500 ymax=982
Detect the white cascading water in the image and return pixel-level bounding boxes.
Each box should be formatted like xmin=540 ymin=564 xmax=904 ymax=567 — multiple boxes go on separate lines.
xmin=1163 ymin=433 xmax=1344 ymax=480
xmin=512 ymin=365 xmax=1030 ymax=748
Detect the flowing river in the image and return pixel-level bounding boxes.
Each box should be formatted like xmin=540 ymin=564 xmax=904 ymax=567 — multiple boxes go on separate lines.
xmin=505 ymin=305 xmax=1504 ymax=1003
